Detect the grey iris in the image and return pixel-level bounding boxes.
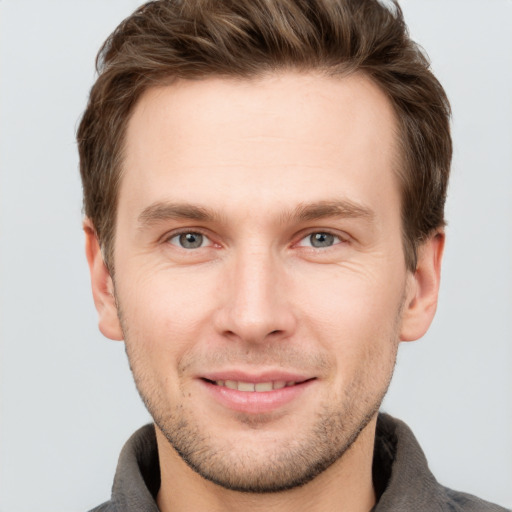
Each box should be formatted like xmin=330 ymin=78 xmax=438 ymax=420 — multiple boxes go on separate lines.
xmin=310 ymin=232 xmax=335 ymax=248
xmin=179 ymin=233 xmax=203 ymax=249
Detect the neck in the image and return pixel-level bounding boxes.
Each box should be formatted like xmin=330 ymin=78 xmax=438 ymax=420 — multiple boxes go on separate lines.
xmin=155 ymin=416 xmax=377 ymax=512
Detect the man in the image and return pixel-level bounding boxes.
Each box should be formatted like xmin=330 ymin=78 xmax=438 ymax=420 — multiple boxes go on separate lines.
xmin=77 ymin=1 xmax=508 ymax=511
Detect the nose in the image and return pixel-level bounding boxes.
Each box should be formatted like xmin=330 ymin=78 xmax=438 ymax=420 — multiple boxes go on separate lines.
xmin=213 ymin=247 xmax=297 ymax=344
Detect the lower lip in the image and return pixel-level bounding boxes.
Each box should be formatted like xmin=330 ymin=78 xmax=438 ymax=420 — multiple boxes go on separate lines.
xmin=200 ymin=379 xmax=315 ymax=414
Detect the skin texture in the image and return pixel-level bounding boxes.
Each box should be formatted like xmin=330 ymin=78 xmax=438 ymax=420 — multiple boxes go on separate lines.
xmin=85 ymin=72 xmax=444 ymax=512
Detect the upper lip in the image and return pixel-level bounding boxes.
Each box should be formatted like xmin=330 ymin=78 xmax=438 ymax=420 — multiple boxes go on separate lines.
xmin=199 ymin=370 xmax=314 ymax=384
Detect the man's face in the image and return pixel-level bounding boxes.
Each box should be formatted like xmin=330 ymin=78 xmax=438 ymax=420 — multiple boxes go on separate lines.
xmin=98 ymin=72 xmax=423 ymax=491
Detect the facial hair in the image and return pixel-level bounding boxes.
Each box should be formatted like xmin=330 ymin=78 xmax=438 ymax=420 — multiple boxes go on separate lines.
xmin=117 ymin=293 xmax=402 ymax=494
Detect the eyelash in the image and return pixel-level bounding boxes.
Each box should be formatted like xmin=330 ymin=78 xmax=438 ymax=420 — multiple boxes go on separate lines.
xmin=295 ymin=231 xmax=346 ymax=249
xmin=165 ymin=230 xmax=215 ymax=249
xmin=163 ymin=229 xmax=347 ymax=251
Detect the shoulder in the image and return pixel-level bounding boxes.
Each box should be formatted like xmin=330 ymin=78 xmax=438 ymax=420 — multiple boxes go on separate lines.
xmin=374 ymin=414 xmax=510 ymax=512
xmin=88 ymin=502 xmax=115 ymax=512
xmin=440 ymin=486 xmax=511 ymax=512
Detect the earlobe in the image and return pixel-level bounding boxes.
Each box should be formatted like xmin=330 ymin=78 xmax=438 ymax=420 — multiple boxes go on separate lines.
xmin=400 ymin=231 xmax=445 ymax=342
xmin=83 ymin=219 xmax=124 ymax=341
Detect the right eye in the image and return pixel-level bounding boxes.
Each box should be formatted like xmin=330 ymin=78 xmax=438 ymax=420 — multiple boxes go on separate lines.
xmin=167 ymin=232 xmax=212 ymax=249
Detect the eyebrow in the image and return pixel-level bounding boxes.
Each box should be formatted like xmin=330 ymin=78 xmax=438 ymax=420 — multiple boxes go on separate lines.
xmin=138 ymin=202 xmax=221 ymax=228
xmin=290 ymin=200 xmax=375 ymax=223
xmin=137 ymin=199 xmax=375 ymax=229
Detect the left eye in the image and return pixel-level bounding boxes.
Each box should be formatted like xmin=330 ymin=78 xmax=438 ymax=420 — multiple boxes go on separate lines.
xmin=168 ymin=232 xmax=211 ymax=249
xmin=298 ymin=232 xmax=341 ymax=248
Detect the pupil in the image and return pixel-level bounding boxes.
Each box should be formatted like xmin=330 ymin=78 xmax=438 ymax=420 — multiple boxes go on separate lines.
xmin=311 ymin=232 xmax=334 ymax=247
xmin=180 ymin=233 xmax=203 ymax=248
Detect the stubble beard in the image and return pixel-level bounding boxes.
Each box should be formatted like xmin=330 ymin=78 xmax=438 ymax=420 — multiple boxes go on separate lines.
xmin=153 ymin=390 xmax=387 ymax=493
xmin=118 ymin=299 xmax=402 ymax=494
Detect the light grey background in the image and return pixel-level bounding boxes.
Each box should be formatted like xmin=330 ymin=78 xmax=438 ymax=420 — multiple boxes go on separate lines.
xmin=0 ymin=1 xmax=511 ymax=511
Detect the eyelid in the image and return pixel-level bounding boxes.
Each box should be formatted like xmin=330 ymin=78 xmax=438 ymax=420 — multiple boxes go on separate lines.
xmin=162 ymin=228 xmax=216 ymax=248
xmin=294 ymin=229 xmax=349 ymax=248
xmin=159 ymin=227 xmax=350 ymax=249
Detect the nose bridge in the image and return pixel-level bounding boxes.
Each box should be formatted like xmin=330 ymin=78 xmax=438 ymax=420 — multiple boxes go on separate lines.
xmin=216 ymin=242 xmax=295 ymax=343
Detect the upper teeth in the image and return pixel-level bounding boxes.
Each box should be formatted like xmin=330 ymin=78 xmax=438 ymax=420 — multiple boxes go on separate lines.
xmin=216 ymin=380 xmax=296 ymax=392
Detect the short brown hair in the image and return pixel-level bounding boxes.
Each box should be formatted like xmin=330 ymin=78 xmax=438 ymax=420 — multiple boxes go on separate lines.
xmin=77 ymin=0 xmax=451 ymax=272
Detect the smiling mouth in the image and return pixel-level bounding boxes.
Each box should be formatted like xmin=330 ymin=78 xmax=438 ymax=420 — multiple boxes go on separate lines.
xmin=202 ymin=378 xmax=313 ymax=392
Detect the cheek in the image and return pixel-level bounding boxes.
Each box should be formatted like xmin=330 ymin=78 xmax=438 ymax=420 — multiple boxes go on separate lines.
xmin=118 ymin=277 xmax=203 ymax=407
xmin=295 ymin=264 xmax=404 ymax=377
xmin=116 ymin=270 xmax=215 ymax=368
xmin=297 ymin=264 xmax=405 ymax=332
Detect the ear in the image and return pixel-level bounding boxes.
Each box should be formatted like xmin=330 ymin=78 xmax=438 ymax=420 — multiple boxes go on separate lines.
xmin=83 ymin=219 xmax=123 ymax=341
xmin=400 ymin=231 xmax=445 ymax=342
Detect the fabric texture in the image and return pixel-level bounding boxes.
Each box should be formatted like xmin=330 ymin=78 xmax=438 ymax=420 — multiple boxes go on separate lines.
xmin=88 ymin=413 xmax=510 ymax=512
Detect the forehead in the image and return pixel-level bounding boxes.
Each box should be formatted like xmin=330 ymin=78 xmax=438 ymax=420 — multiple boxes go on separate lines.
xmin=120 ymin=72 xmax=400 ymax=221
